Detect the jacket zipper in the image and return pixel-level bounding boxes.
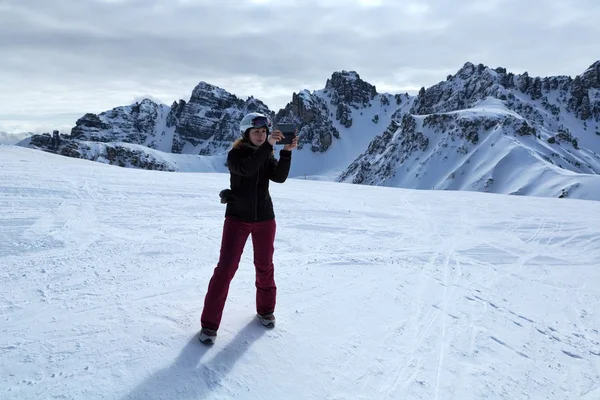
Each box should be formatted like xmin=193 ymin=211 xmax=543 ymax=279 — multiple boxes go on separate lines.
xmin=255 ymin=169 xmax=259 ymax=221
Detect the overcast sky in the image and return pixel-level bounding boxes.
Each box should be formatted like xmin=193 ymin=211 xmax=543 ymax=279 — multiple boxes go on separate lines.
xmin=1 ymin=0 xmax=599 ymax=134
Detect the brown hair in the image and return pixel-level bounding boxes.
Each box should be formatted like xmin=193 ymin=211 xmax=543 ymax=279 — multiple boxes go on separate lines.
xmin=231 ymin=136 xmax=274 ymax=155
xmin=232 ymin=137 xmax=247 ymax=148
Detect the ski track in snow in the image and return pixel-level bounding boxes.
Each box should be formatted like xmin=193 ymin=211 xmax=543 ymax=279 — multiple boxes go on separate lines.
xmin=1 ymin=145 xmax=600 ymax=400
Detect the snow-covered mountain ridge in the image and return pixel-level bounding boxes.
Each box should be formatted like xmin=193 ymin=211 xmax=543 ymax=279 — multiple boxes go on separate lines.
xmin=17 ymin=61 xmax=600 ymax=200
xmin=337 ymin=61 xmax=600 ymax=200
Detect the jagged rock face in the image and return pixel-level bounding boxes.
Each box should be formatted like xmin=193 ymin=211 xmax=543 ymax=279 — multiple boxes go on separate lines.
xmin=28 ymin=133 xmax=54 ymax=148
xmin=567 ymin=72 xmax=600 ymax=121
xmin=62 ymin=142 xmax=173 ymax=171
xmin=67 ymin=83 xmax=275 ymax=156
xmin=71 ymin=99 xmax=166 ymax=146
xmin=23 ymin=135 xmax=174 ymax=171
xmin=274 ymin=90 xmax=340 ymax=153
xmin=338 ymin=114 xmax=429 ymax=185
xmin=411 ymin=61 xmax=600 ymax=123
xmin=337 ymin=119 xmax=401 ymax=184
xmin=580 ymin=61 xmax=600 ymax=89
xmin=272 ymin=71 xmax=386 ymax=153
xmin=71 ymin=113 xmax=110 ymax=139
xmin=421 ymin=112 xmax=542 ymax=145
xmin=326 ymin=71 xmax=377 ymax=108
xmin=169 ymin=82 xmax=273 ymax=155
xmin=325 ymin=70 xmax=377 ymax=128
xmin=410 ymin=62 xmax=504 ymax=115
xmin=167 ymin=100 xmax=186 ymax=128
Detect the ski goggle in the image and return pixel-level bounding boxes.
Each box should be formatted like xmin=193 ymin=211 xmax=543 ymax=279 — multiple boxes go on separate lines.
xmin=251 ymin=116 xmax=271 ymax=128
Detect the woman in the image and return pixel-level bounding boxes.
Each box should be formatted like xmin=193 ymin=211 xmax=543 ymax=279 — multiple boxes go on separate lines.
xmin=200 ymin=112 xmax=298 ymax=344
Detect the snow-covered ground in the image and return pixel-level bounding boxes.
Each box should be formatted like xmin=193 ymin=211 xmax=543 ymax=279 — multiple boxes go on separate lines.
xmin=1 ymin=144 xmax=599 ymax=400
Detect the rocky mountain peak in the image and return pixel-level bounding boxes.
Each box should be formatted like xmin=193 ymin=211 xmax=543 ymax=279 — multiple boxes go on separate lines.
xmin=70 ymin=98 xmax=163 ymax=144
xmin=325 ymin=70 xmax=377 ymax=108
xmin=456 ymin=61 xmax=477 ymax=79
xmin=411 ymin=62 xmax=503 ymax=115
xmin=273 ymin=89 xmax=341 ymax=153
xmin=244 ymin=96 xmax=271 ymax=113
xmin=326 ymin=70 xmax=361 ymax=86
xmin=135 ymin=98 xmax=159 ymax=108
xmin=580 ymin=61 xmax=600 ymax=89
xmin=189 ymin=81 xmax=241 ymax=107
xmin=453 ymin=61 xmax=500 ymax=81
xmin=170 ymin=83 xmax=272 ymax=154
xmin=411 ymin=60 xmax=600 ymax=123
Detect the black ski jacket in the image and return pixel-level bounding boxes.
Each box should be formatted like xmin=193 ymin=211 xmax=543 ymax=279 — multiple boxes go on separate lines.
xmin=225 ymin=140 xmax=292 ymax=222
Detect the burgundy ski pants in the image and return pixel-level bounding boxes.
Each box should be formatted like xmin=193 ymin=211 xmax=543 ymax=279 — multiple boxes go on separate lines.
xmin=201 ymin=217 xmax=277 ymax=331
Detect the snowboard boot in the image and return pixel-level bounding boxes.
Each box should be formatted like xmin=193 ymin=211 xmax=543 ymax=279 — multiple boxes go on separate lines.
xmin=199 ymin=328 xmax=217 ymax=344
xmin=257 ymin=313 xmax=276 ymax=327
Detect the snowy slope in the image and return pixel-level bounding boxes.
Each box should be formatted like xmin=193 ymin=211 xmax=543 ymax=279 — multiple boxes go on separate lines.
xmin=339 ymin=97 xmax=600 ymax=201
xmin=145 ymin=104 xmax=176 ymax=153
xmin=2 ymin=145 xmax=600 ymax=400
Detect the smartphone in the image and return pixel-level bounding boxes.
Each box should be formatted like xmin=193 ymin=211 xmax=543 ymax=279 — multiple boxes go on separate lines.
xmin=276 ymin=123 xmax=296 ymax=145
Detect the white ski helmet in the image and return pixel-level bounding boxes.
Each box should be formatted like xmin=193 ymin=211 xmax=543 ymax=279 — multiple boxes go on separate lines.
xmin=239 ymin=112 xmax=271 ymax=136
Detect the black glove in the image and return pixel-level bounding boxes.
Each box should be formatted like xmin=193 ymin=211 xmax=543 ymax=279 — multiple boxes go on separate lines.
xmin=219 ymin=189 xmax=232 ymax=204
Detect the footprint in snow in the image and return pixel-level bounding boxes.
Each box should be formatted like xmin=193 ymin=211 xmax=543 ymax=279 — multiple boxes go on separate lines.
xmin=562 ymin=350 xmax=583 ymax=359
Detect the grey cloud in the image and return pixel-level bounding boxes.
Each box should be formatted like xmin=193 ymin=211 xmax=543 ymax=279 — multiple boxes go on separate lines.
xmin=3 ymin=0 xmax=599 ymax=80
xmin=1 ymin=0 xmax=599 ymax=132
xmin=0 ymin=131 xmax=34 ymax=145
